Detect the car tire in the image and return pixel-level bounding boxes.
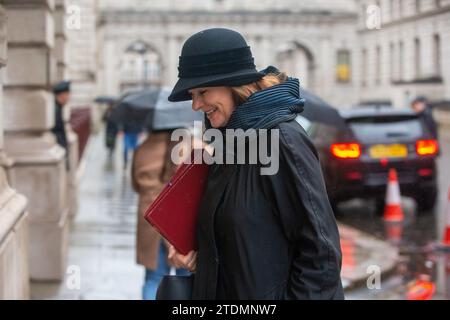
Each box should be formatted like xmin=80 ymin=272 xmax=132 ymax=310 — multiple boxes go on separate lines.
xmin=415 ymin=188 xmax=438 ymax=214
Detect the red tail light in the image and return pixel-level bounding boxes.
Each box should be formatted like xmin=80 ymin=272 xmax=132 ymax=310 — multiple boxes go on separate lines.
xmin=416 ymin=140 xmax=438 ymax=156
xmin=331 ymin=143 xmax=361 ymax=159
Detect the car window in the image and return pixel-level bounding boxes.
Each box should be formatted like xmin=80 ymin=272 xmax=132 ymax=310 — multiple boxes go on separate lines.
xmin=347 ymin=116 xmax=424 ymax=142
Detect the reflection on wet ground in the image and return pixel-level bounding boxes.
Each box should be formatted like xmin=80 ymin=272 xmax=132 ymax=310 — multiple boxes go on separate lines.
xmin=340 ymin=130 xmax=450 ymax=299
xmin=30 ymin=128 xmax=450 ymax=300
xmin=338 ymin=198 xmax=446 ymax=299
xmin=31 ymin=131 xmax=144 ymax=299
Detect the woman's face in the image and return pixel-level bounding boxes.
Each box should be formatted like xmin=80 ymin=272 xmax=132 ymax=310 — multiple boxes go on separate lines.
xmin=189 ymin=86 xmax=235 ymax=128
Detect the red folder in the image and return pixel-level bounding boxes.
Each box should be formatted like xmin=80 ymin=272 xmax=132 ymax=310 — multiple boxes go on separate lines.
xmin=144 ymin=151 xmax=209 ymax=255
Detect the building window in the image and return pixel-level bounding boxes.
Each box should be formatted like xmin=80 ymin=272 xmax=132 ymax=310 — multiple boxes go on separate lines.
xmin=375 ymin=46 xmax=381 ymax=85
xmin=361 ymin=48 xmax=367 ymax=87
xmin=336 ymin=50 xmax=351 ymax=83
xmin=415 ymin=38 xmax=421 ymax=78
xmin=390 ymin=42 xmax=396 ymax=81
xmin=434 ymin=34 xmax=441 ymax=77
xmin=399 ymin=40 xmax=404 ymax=81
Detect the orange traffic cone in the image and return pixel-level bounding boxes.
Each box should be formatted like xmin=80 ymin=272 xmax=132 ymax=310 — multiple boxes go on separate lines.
xmin=384 ymin=221 xmax=403 ymax=244
xmin=406 ymin=276 xmax=436 ymax=300
xmin=383 ymin=168 xmax=404 ymax=222
xmin=442 ymin=187 xmax=450 ymax=247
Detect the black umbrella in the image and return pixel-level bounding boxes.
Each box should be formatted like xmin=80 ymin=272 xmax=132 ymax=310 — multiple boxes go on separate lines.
xmin=300 ymin=90 xmax=346 ymax=129
xmin=120 ymin=88 xmax=161 ymax=110
xmin=152 ymin=88 xmax=204 ymax=130
xmin=111 ymin=88 xmax=161 ymax=131
xmin=94 ymin=95 xmax=118 ymax=104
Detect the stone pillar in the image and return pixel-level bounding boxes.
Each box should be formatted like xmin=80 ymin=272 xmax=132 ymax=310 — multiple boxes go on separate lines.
xmin=55 ymin=0 xmax=79 ymax=218
xmin=2 ymin=0 xmax=70 ymax=281
xmin=167 ymin=35 xmax=179 ymax=87
xmin=103 ymin=39 xmax=119 ymax=95
xmin=420 ymin=27 xmax=435 ymax=79
xmin=54 ymin=0 xmax=68 ymax=81
xmin=66 ymin=0 xmax=99 ymax=132
xmin=441 ymin=29 xmax=450 ymax=100
xmin=0 ymin=3 xmax=30 ymax=299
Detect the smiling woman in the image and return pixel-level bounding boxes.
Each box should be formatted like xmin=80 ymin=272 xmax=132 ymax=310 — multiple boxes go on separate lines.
xmin=165 ymin=28 xmax=344 ymax=300
xmin=188 ymin=72 xmax=288 ymax=129
xmin=189 ymin=86 xmax=235 ymax=128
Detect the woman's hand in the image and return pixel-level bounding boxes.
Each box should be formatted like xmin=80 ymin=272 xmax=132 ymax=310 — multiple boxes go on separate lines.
xmin=167 ymin=244 xmax=197 ymax=273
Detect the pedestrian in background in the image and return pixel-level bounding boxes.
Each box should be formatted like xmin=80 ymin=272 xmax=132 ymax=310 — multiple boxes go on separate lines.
xmin=131 ymin=129 xmax=190 ymax=300
xmin=52 ymin=80 xmax=71 ymax=151
xmin=102 ymin=102 xmax=119 ymax=157
xmin=411 ymin=96 xmax=439 ymax=141
xmin=121 ymin=123 xmax=142 ymax=169
xmin=167 ymin=28 xmax=344 ymax=300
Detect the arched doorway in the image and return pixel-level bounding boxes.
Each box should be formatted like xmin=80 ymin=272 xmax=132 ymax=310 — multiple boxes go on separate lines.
xmin=119 ymin=40 xmax=162 ymax=92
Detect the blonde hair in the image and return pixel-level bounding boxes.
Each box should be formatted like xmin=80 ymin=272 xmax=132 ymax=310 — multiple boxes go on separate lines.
xmin=230 ymin=72 xmax=288 ymax=106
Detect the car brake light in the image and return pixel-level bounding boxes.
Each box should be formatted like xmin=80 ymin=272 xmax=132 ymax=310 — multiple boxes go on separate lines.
xmin=416 ymin=140 xmax=438 ymax=156
xmin=330 ymin=143 xmax=361 ymax=159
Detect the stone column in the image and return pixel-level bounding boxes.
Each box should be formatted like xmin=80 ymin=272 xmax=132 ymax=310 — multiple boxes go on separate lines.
xmin=444 ymin=31 xmax=450 ymax=100
xmin=103 ymin=38 xmax=119 ymax=95
xmin=420 ymin=28 xmax=435 ymax=79
xmin=66 ymin=0 xmax=99 ymax=132
xmin=167 ymin=35 xmax=179 ymax=87
xmin=54 ymin=0 xmax=68 ymax=81
xmin=0 ymin=3 xmax=30 ymax=299
xmin=2 ymin=0 xmax=70 ymax=281
xmin=55 ymin=0 xmax=79 ymax=218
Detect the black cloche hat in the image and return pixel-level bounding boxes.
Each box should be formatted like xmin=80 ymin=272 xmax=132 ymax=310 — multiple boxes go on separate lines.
xmin=168 ymin=28 xmax=264 ymax=102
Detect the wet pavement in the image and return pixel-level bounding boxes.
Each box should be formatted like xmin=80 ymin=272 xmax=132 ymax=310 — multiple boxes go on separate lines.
xmin=30 ymin=131 xmax=144 ymax=299
xmin=338 ymin=224 xmax=398 ymax=290
xmin=30 ymin=126 xmax=450 ymax=300
xmin=341 ymin=127 xmax=450 ymax=300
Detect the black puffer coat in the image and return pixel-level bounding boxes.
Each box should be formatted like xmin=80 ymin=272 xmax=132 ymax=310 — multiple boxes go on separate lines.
xmin=192 ymin=119 xmax=344 ymax=300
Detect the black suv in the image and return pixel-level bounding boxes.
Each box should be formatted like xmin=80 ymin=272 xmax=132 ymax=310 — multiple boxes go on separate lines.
xmin=297 ymin=107 xmax=440 ymax=213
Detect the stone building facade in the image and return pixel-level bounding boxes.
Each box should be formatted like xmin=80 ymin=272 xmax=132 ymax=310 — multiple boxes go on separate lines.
xmin=1 ymin=0 xmax=450 ymax=300
xmin=97 ymin=0 xmax=450 ymax=109
xmin=356 ymin=0 xmax=450 ymax=108
xmin=66 ymin=0 xmax=98 ymax=107
xmin=97 ymin=0 xmax=359 ymax=107
xmin=2 ymin=0 xmax=70 ymax=282
xmin=0 ymin=0 xmax=84 ymax=298
xmin=0 ymin=1 xmax=29 ymax=299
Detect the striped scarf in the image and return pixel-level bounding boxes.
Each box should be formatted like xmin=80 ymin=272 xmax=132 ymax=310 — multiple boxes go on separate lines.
xmin=225 ymin=76 xmax=305 ymax=130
